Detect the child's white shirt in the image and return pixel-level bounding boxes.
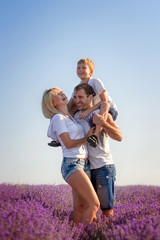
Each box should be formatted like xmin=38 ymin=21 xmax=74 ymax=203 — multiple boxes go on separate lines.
xmin=72 ymin=77 xmax=118 ymax=110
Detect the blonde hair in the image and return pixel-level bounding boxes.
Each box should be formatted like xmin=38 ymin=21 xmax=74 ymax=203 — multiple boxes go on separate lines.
xmin=41 ymin=87 xmax=61 ymax=119
xmin=77 ymin=58 xmax=95 ymax=76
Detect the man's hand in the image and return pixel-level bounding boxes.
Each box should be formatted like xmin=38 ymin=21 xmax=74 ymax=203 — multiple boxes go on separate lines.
xmin=93 ymin=113 xmax=105 ymax=126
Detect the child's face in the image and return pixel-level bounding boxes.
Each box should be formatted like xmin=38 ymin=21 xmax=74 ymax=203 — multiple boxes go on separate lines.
xmin=77 ymin=63 xmax=92 ymax=80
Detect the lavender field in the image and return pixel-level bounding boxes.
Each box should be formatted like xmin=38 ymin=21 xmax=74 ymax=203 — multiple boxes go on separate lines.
xmin=0 ymin=184 xmax=160 ymax=240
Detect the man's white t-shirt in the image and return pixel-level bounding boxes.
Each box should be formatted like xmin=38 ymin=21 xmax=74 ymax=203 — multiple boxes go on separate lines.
xmin=74 ymin=110 xmax=114 ymax=169
xmin=47 ymin=114 xmax=87 ymax=158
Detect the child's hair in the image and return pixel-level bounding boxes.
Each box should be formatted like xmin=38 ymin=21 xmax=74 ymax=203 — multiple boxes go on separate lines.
xmin=41 ymin=87 xmax=61 ymax=119
xmin=77 ymin=58 xmax=95 ymax=76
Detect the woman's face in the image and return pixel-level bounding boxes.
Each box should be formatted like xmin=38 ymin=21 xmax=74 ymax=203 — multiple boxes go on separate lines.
xmin=51 ymin=88 xmax=68 ymax=107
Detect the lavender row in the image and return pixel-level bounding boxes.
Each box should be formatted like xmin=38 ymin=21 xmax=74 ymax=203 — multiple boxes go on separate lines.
xmin=0 ymin=184 xmax=160 ymax=239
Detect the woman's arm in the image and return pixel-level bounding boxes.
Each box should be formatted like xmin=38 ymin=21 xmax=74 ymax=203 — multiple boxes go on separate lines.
xmin=67 ymin=98 xmax=74 ymax=111
xmin=67 ymin=98 xmax=78 ymax=117
xmin=59 ymin=128 xmax=94 ymax=149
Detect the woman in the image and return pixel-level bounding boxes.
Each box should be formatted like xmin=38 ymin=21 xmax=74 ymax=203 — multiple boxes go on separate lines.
xmin=42 ymin=87 xmax=100 ymax=225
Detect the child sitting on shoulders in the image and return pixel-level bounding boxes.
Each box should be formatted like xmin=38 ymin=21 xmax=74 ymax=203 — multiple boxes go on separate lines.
xmin=67 ymin=58 xmax=118 ymax=147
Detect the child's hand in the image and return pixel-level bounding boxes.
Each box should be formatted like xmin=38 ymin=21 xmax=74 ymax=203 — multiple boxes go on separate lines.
xmin=79 ymin=110 xmax=90 ymax=119
xmin=93 ymin=113 xmax=105 ymax=126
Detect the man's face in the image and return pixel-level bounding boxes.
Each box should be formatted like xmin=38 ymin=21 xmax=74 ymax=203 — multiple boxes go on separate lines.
xmin=74 ymin=89 xmax=92 ymax=110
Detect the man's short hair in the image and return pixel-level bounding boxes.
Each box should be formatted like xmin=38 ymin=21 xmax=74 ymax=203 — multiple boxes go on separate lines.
xmin=74 ymin=83 xmax=95 ymax=97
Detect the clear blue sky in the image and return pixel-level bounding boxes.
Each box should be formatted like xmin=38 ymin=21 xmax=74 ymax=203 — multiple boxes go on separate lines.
xmin=0 ymin=0 xmax=160 ymax=186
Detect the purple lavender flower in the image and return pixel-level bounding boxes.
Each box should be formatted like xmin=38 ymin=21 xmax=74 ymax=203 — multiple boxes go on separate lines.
xmin=0 ymin=184 xmax=160 ymax=239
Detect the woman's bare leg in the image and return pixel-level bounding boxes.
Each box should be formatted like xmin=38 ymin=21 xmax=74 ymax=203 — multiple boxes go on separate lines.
xmin=71 ymin=173 xmax=91 ymax=224
xmin=67 ymin=170 xmax=99 ymax=225
xmin=71 ymin=189 xmax=86 ymax=224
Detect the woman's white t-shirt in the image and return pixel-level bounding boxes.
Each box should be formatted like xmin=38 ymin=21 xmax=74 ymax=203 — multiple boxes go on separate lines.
xmin=47 ymin=114 xmax=87 ymax=158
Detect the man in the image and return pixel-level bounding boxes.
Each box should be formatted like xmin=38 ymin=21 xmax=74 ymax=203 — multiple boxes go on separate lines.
xmin=73 ymin=83 xmax=122 ymax=217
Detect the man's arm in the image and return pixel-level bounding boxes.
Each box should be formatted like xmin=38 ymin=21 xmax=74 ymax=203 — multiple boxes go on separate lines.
xmin=93 ymin=113 xmax=123 ymax=141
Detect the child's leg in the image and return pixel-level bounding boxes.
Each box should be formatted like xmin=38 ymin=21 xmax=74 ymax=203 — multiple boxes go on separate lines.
xmin=94 ymin=101 xmax=109 ymax=137
xmin=87 ymin=101 xmax=109 ymax=148
xmin=108 ymin=108 xmax=118 ymax=121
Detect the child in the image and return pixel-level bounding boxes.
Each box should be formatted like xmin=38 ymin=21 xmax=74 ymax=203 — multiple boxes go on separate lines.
xmin=49 ymin=58 xmax=118 ymax=148
xmin=67 ymin=58 xmax=118 ymax=147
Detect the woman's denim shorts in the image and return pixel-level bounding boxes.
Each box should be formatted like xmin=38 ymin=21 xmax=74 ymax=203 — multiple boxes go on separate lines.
xmin=91 ymin=164 xmax=116 ymax=210
xmin=61 ymin=157 xmax=90 ymax=181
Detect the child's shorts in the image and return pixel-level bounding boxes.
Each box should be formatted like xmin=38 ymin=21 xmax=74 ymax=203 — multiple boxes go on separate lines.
xmin=109 ymin=108 xmax=118 ymax=121
xmin=61 ymin=157 xmax=90 ymax=181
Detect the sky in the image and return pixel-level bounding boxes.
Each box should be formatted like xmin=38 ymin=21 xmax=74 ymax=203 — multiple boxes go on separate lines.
xmin=0 ymin=0 xmax=160 ymax=186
